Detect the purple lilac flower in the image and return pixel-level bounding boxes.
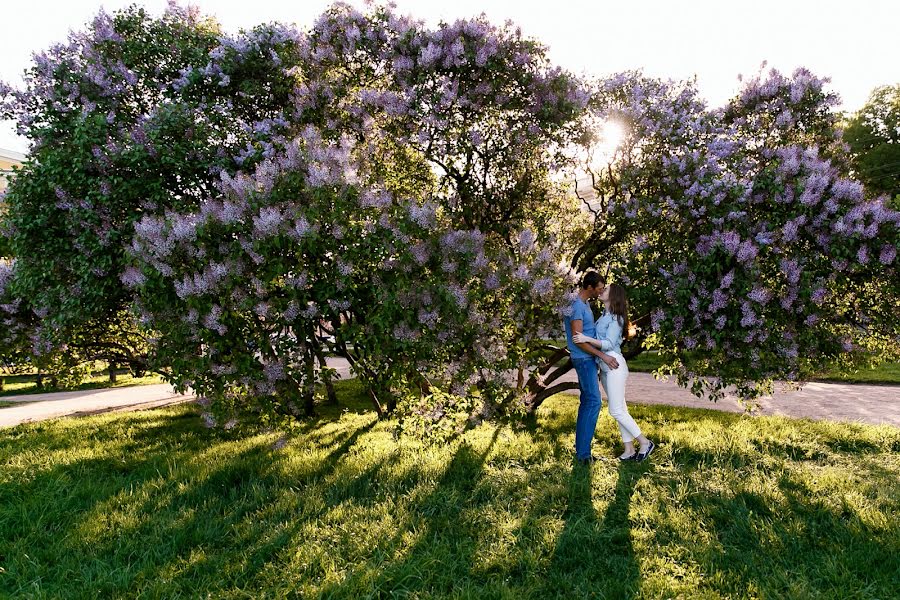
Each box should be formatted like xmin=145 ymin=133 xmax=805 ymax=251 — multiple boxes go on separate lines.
xmin=518 ymin=229 xmax=536 ymax=252
xmin=253 ymin=207 xmax=283 ymax=237
xmin=709 ymin=289 xmax=727 ymax=313
xmin=513 ymin=265 xmax=530 ymax=280
xmin=736 ymin=240 xmax=758 ymax=263
xmin=531 ymin=278 xmax=553 ymax=297
xmin=740 ymin=302 xmax=758 ymax=327
xmin=720 ymin=270 xmax=735 ymax=289
xmin=748 ymin=287 xmax=771 ymax=305
xmin=780 ymin=259 xmax=801 ymax=284
xmin=121 ymin=267 xmax=145 ymax=288
xmin=220 ymin=201 xmax=245 ymax=224
xmin=722 ymin=231 xmax=741 ymax=254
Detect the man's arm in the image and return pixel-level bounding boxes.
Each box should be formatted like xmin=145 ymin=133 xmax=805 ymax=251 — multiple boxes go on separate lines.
xmin=571 ymin=319 xmax=597 ymax=355
xmin=572 ymin=320 xmax=619 ymax=369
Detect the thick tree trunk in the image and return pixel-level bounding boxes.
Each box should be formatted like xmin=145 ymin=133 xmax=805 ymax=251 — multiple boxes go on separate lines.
xmin=528 ymin=380 xmax=580 ymax=408
xmin=108 ymin=362 xmax=117 ymax=383
xmin=521 ymin=347 xmax=579 ymax=412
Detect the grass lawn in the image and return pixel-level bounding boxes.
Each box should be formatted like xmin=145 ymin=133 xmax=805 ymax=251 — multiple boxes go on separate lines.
xmin=625 ymin=352 xmax=900 ymax=385
xmin=1 ymin=381 xmax=898 ymax=598
xmin=0 ymin=372 xmax=164 ymax=398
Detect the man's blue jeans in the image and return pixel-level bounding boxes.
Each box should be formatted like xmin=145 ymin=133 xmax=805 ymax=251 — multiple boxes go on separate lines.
xmin=572 ymin=357 xmax=603 ymax=460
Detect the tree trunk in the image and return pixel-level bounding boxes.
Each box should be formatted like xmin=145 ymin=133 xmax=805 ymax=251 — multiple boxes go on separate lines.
xmin=519 ymin=346 xmax=579 ymax=412
xmin=313 ymin=346 xmax=338 ymax=406
xmin=527 ymin=380 xmax=580 ymax=409
xmin=108 ymin=362 xmax=117 ymax=383
xmin=367 ymin=387 xmax=385 ymax=417
xmin=335 ymin=344 xmax=387 ymax=417
xmin=303 ymin=348 xmax=316 ymax=417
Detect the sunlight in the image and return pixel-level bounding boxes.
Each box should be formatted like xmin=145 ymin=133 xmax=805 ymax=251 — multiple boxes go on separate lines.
xmin=596 ymin=119 xmax=625 ymax=159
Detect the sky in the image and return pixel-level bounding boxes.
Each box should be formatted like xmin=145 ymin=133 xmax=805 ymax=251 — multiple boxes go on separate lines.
xmin=1 ymin=0 xmax=898 ymax=154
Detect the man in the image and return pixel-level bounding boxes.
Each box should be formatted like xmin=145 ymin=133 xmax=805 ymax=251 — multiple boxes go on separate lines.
xmin=563 ymin=271 xmax=619 ymax=465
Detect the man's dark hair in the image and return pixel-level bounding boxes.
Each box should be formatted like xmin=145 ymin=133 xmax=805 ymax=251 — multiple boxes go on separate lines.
xmin=580 ymin=270 xmax=606 ymax=289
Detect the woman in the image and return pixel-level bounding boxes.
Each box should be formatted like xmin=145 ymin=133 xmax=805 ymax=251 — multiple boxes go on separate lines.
xmin=573 ymin=283 xmax=655 ymax=462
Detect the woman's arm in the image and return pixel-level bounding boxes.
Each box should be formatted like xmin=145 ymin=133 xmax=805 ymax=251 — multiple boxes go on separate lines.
xmin=571 ymin=320 xmax=600 ymax=355
xmin=599 ymin=317 xmax=623 ymax=351
xmin=572 ymin=320 xmax=619 ymax=369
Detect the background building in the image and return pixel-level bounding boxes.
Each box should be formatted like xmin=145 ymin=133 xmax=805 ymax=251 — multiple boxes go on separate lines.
xmin=0 ymin=147 xmax=25 ymax=194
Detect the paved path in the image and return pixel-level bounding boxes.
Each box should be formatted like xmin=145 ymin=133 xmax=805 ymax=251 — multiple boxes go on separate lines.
xmin=1 ymin=358 xmax=897 ymax=428
xmin=555 ymin=370 xmax=900 ymax=427
xmin=0 ymin=384 xmax=195 ymax=428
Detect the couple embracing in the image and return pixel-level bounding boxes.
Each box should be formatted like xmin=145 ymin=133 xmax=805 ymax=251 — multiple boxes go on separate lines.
xmin=564 ymin=271 xmax=656 ymax=465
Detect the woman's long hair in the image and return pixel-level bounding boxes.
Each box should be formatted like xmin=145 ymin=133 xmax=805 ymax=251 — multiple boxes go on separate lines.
xmin=607 ymin=283 xmax=630 ymax=339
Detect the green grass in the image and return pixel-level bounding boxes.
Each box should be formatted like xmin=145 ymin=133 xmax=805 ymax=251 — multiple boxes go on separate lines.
xmin=625 ymin=352 xmax=900 ymax=385
xmin=1 ymin=382 xmax=898 ymax=599
xmin=0 ymin=372 xmax=164 ymax=398
xmin=0 ymin=402 xmax=16 ymax=409
xmin=814 ymin=360 xmax=900 ymax=385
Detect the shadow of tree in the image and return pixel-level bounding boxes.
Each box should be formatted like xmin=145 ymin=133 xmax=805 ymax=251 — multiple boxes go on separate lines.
xmin=314 ymin=428 xmax=502 ymax=596
xmin=0 ymin=410 xmax=380 ymax=597
xmin=669 ymin=470 xmax=899 ymax=597
xmin=2 ymin=399 xmax=898 ymax=598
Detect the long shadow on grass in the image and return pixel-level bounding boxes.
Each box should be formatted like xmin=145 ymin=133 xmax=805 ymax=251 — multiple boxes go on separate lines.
xmin=317 ymin=428 xmax=502 ymax=597
xmin=672 ymin=471 xmax=900 ymax=598
xmin=531 ymin=463 xmax=643 ymax=598
xmin=0 ymin=410 xmax=380 ymax=598
xmin=114 ymin=417 xmax=381 ymax=590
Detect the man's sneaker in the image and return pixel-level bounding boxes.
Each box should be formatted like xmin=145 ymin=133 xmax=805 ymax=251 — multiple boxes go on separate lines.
xmin=577 ymin=455 xmax=599 ymax=466
xmin=636 ymin=440 xmax=656 ymax=462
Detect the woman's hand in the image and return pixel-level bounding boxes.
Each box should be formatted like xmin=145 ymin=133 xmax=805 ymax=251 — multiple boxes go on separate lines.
xmin=573 ymin=333 xmax=597 ymax=346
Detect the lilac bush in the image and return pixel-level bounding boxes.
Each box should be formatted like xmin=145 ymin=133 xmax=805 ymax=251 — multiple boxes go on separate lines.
xmin=116 ymin=3 xmax=583 ymax=427
xmin=572 ymin=68 xmax=899 ymax=400
xmin=127 ymin=124 xmax=572 ymax=427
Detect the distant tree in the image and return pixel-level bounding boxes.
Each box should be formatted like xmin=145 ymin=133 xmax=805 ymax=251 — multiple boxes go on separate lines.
xmin=844 ymin=85 xmax=900 ymax=200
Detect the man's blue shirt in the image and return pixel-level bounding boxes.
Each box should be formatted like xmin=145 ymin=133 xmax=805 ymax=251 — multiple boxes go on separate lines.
xmin=564 ymin=296 xmax=596 ymax=360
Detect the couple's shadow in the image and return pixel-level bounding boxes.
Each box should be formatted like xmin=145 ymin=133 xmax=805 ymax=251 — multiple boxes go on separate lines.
xmin=543 ymin=461 xmax=644 ymax=597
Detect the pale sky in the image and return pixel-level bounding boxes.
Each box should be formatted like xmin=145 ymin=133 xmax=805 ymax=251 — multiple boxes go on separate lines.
xmin=2 ymin=0 xmax=898 ymax=154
